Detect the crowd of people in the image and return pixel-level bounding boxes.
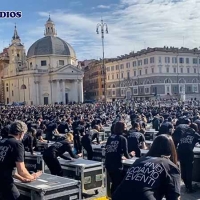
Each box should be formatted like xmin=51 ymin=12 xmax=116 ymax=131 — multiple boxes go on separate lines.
xmin=0 ymin=100 xmax=199 ymax=199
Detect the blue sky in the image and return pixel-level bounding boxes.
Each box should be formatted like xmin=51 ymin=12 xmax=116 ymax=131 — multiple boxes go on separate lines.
xmin=0 ymin=0 xmax=200 ymax=60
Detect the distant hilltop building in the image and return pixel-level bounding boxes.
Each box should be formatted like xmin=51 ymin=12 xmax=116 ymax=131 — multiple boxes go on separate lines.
xmin=1 ymin=16 xmax=84 ymax=105
xmin=106 ymin=46 xmax=200 ymax=101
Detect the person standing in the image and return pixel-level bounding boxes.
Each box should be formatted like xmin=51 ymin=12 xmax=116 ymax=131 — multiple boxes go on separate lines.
xmin=105 ymin=121 xmax=135 ymax=195
xmin=177 ymin=119 xmax=200 ymax=193
xmin=112 ymin=135 xmax=181 ymax=200
xmin=0 ymin=121 xmax=42 ymax=200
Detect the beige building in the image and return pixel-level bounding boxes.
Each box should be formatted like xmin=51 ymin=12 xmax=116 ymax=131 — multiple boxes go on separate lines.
xmin=106 ymin=47 xmax=200 ymax=101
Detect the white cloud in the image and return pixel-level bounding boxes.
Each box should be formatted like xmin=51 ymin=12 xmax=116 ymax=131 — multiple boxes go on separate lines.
xmin=97 ymin=5 xmax=111 ymax=9
xmin=2 ymin=0 xmax=200 ymax=61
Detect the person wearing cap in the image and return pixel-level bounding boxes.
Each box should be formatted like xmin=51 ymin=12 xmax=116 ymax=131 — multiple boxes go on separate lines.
xmin=43 ymin=133 xmax=82 ymax=176
xmin=0 ymin=120 xmax=42 ymax=200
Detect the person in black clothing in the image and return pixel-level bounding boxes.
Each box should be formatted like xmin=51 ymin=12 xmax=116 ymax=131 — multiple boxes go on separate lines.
xmin=73 ymin=122 xmax=85 ymax=154
xmin=105 ymin=121 xmax=135 ymax=195
xmin=81 ymin=125 xmax=101 ymax=160
xmin=176 ymin=119 xmax=200 ymax=193
xmin=57 ymin=119 xmax=70 ymax=133
xmin=43 ymin=133 xmax=81 ymax=176
xmin=127 ymin=122 xmax=147 ymax=157
xmin=0 ymin=121 xmax=42 ymax=200
xmin=22 ymin=127 xmax=37 ymax=155
xmin=112 ymin=134 xmax=181 ymax=200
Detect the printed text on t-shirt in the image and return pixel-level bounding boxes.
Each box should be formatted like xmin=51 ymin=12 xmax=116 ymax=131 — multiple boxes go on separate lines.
xmin=125 ymin=161 xmax=164 ymax=186
xmin=106 ymin=141 xmax=119 ymax=153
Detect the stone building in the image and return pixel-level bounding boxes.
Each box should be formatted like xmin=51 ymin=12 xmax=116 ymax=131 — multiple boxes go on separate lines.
xmin=106 ymin=47 xmax=200 ymax=101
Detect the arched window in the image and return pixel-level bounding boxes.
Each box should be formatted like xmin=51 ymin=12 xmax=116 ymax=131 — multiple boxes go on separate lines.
xmin=112 ymin=84 xmax=116 ymax=88
xmin=164 ymin=78 xmax=172 ymax=84
xmin=21 ymin=84 xmax=27 ymax=89
xmin=192 ymin=78 xmax=198 ymax=83
xmin=178 ymin=78 xmax=186 ymax=83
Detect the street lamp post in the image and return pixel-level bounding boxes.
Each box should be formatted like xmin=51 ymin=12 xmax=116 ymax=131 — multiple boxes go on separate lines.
xmin=96 ymin=19 xmax=108 ymax=105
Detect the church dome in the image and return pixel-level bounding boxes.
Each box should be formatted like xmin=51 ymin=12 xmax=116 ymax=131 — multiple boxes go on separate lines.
xmin=27 ymin=36 xmax=76 ymax=58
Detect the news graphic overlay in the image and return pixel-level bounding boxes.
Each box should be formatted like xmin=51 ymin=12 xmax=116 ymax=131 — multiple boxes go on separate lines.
xmin=0 ymin=11 xmax=22 ymax=18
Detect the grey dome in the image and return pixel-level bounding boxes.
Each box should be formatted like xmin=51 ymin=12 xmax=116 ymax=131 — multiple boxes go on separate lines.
xmin=27 ymin=36 xmax=76 ymax=58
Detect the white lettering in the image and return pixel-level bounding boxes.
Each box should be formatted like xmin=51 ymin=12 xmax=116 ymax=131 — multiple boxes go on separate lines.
xmin=125 ymin=161 xmax=164 ymax=187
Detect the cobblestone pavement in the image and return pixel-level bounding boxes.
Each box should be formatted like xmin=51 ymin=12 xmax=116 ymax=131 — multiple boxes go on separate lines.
xmin=85 ymin=182 xmax=200 ymax=200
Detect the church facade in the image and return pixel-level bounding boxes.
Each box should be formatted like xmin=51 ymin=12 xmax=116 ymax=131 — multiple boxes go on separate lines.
xmin=3 ymin=16 xmax=84 ymax=105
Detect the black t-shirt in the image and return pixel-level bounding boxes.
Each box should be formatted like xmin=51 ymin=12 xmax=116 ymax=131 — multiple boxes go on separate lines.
xmin=112 ymin=157 xmax=181 ymax=200
xmin=0 ymin=136 xmax=24 ymax=184
xmin=22 ymin=133 xmax=37 ymax=154
xmin=57 ymin=122 xmax=70 ymax=133
xmin=127 ymin=129 xmax=145 ymax=157
xmin=177 ymin=127 xmax=200 ymax=160
xmin=43 ymin=140 xmax=78 ymax=160
xmin=105 ymin=134 xmax=130 ymax=171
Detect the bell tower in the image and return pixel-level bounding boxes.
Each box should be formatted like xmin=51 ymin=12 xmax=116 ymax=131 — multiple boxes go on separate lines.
xmin=8 ymin=24 xmax=26 ymax=76
xmin=44 ymin=15 xmax=57 ymax=37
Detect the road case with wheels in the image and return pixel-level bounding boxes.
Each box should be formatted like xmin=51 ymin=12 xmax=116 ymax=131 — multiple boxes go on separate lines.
xmin=15 ymin=173 xmax=81 ymax=200
xmin=59 ymin=158 xmax=104 ymax=195
xmin=25 ymin=152 xmax=45 ymax=173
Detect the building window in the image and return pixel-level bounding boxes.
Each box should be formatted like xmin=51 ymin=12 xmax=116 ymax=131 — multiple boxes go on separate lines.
xmin=139 ymin=69 xmax=142 ymax=75
xmin=194 ymin=68 xmax=197 ymax=73
xmin=180 ymin=68 xmax=183 ymax=73
xmin=151 ymin=68 xmax=154 ymax=73
xmin=30 ymin=62 xmax=32 ymax=68
xmin=138 ymin=60 xmax=142 ymax=66
xmin=167 ymin=86 xmax=170 ymax=93
xmin=126 ymin=63 xmax=130 ymax=68
xmin=117 ymin=74 xmax=119 ymax=79
xmin=150 ymin=57 xmax=154 ymax=63
xmin=107 ymin=67 xmax=110 ymax=71
xmin=173 ymin=67 xmax=176 ymax=73
xmin=159 ymin=57 xmax=162 ymax=63
xmin=193 ymin=58 xmax=197 ymax=64
xmin=193 ymin=85 xmax=198 ymax=93
xmin=112 ymin=91 xmax=115 ymax=95
xmin=133 ymin=88 xmax=138 ymax=94
xmin=6 ymin=83 xmax=9 ymax=92
xmin=187 ymin=68 xmax=190 ymax=73
xmin=41 ymin=60 xmax=47 ymax=66
xmin=144 ymin=58 xmax=148 ymax=65
xmin=127 ymin=71 xmax=130 ymax=78
xmin=166 ymin=67 xmax=169 ymax=73
xmin=172 ymin=57 xmax=177 ymax=63
xmin=186 ymin=58 xmax=189 ymax=64
xmin=134 ymin=71 xmax=136 ymax=76
xmin=59 ymin=60 xmax=64 ymax=66
xmin=121 ymin=73 xmax=124 ymax=78
xmin=179 ymin=57 xmax=184 ymax=64
xmin=145 ymin=69 xmax=148 ymax=74
xmin=116 ymin=65 xmax=119 ymax=70
xmin=112 ymin=75 xmax=114 ymax=79
xmin=120 ymin=64 xmax=124 ymax=69
xmin=145 ymin=87 xmax=150 ymax=93
xmin=133 ymin=61 xmax=136 ymax=67
xmin=108 ymin=75 xmax=110 ymax=80
xmin=12 ymin=90 xmax=14 ymax=96
xmin=165 ymin=57 xmax=170 ymax=63
xmin=111 ymin=66 xmax=114 ymax=71
xmin=165 ymin=78 xmax=171 ymax=83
